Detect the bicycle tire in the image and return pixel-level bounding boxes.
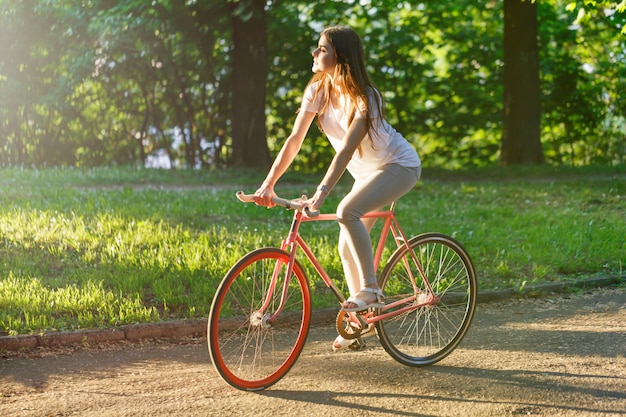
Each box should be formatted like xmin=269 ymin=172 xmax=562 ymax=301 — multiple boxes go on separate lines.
xmin=376 ymin=232 xmax=477 ymax=366
xmin=208 ymin=247 xmax=312 ymax=391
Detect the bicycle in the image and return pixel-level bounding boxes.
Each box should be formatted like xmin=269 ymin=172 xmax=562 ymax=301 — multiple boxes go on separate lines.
xmin=208 ymin=191 xmax=477 ymax=391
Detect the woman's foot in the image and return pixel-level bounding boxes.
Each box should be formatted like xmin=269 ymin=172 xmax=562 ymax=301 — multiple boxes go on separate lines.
xmin=332 ymin=323 xmax=375 ymax=352
xmin=332 ymin=335 xmax=357 ymax=351
xmin=342 ymin=287 xmax=384 ymax=312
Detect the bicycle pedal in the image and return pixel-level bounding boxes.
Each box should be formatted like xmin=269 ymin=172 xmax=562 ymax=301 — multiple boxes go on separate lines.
xmin=348 ymin=338 xmax=365 ymax=351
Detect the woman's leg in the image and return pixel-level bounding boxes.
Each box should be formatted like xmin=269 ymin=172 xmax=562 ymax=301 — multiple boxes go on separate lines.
xmin=337 ymin=164 xmax=421 ymax=307
xmin=338 ymin=216 xmax=377 ymax=297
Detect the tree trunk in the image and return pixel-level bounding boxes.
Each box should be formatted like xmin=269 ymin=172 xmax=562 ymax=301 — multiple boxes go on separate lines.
xmin=230 ymin=0 xmax=270 ymax=168
xmin=500 ymin=0 xmax=544 ymax=165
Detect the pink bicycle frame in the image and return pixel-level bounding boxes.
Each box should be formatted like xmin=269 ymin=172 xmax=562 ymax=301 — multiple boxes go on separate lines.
xmin=260 ymin=202 xmax=436 ymax=325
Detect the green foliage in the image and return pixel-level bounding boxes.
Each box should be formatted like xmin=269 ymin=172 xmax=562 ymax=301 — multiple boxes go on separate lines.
xmin=0 ymin=0 xmax=624 ymax=169
xmin=539 ymin=1 xmax=626 ymax=165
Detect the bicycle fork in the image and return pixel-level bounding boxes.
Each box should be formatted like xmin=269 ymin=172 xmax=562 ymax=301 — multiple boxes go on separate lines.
xmin=254 ymin=212 xmax=309 ymax=327
xmin=253 ymin=251 xmax=295 ymax=328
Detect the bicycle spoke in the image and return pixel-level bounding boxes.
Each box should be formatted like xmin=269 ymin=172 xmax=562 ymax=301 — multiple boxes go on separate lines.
xmin=208 ymin=248 xmax=311 ymax=390
xmin=377 ymin=233 xmax=477 ymax=366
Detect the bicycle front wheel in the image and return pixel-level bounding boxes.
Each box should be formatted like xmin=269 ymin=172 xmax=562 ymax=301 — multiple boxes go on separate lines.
xmin=377 ymin=233 xmax=477 ymax=367
xmin=208 ymin=248 xmax=311 ymax=391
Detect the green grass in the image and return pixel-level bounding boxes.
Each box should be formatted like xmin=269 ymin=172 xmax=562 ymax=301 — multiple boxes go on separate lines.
xmin=0 ymin=165 xmax=624 ymax=336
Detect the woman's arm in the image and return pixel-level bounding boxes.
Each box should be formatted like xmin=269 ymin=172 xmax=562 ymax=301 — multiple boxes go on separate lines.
xmin=254 ymin=110 xmax=316 ymax=206
xmin=308 ymin=117 xmax=368 ymax=209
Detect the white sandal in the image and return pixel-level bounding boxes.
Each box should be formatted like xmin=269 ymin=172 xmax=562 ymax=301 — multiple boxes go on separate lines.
xmin=332 ymin=335 xmax=357 ymax=351
xmin=342 ymin=287 xmax=385 ymax=312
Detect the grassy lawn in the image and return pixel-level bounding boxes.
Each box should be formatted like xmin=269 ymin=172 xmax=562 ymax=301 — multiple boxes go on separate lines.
xmin=0 ymin=165 xmax=624 ymax=336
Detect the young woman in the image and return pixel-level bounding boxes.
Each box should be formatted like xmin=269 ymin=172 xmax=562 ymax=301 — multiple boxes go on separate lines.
xmin=254 ymin=25 xmax=421 ymax=350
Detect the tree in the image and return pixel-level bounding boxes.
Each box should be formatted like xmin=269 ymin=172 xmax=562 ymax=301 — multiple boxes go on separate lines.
xmin=1 ymin=0 xmax=623 ymax=169
xmin=0 ymin=0 xmax=94 ymax=166
xmin=540 ymin=1 xmax=626 ymax=165
xmin=86 ymin=0 xmax=232 ymax=168
xmin=229 ymin=0 xmax=271 ymax=168
xmin=501 ymin=0 xmax=544 ymax=165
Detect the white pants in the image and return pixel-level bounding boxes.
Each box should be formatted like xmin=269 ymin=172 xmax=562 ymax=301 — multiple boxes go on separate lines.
xmin=336 ymin=164 xmax=421 ymax=295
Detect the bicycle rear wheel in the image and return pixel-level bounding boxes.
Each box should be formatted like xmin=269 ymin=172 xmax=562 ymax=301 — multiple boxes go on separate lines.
xmin=376 ymin=233 xmax=477 ymax=366
xmin=208 ymin=248 xmax=311 ymax=391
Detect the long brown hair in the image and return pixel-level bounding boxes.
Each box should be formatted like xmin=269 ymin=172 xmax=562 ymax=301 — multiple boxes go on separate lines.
xmin=307 ymin=26 xmax=384 ymax=150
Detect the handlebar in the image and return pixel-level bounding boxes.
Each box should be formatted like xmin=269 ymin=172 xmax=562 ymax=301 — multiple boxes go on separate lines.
xmin=236 ymin=191 xmax=320 ymax=217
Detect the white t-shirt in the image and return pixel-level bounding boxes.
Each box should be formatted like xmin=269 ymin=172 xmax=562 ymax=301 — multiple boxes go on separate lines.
xmin=300 ymin=81 xmax=421 ymax=181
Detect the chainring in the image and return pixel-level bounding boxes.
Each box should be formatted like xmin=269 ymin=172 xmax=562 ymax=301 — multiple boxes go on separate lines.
xmin=335 ymin=310 xmax=374 ymax=340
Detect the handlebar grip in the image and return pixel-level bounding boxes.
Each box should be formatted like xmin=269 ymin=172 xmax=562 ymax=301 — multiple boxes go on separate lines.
xmin=304 ymin=207 xmax=320 ymax=218
xmin=235 ymin=191 xmax=320 ymax=217
xmin=236 ymin=191 xmax=255 ymax=203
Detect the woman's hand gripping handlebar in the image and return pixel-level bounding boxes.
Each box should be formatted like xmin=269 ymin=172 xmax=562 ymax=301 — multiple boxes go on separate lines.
xmin=236 ymin=191 xmax=320 ymax=217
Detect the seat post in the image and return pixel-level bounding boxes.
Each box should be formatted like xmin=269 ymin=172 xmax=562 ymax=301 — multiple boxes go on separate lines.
xmin=389 ymin=201 xmax=397 ymax=212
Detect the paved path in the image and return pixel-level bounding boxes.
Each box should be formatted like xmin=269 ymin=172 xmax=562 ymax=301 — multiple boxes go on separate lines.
xmin=1 ymin=287 xmax=625 ymax=416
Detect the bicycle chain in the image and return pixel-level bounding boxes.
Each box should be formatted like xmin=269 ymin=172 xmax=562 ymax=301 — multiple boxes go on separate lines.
xmin=336 ymin=294 xmax=430 ymax=338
